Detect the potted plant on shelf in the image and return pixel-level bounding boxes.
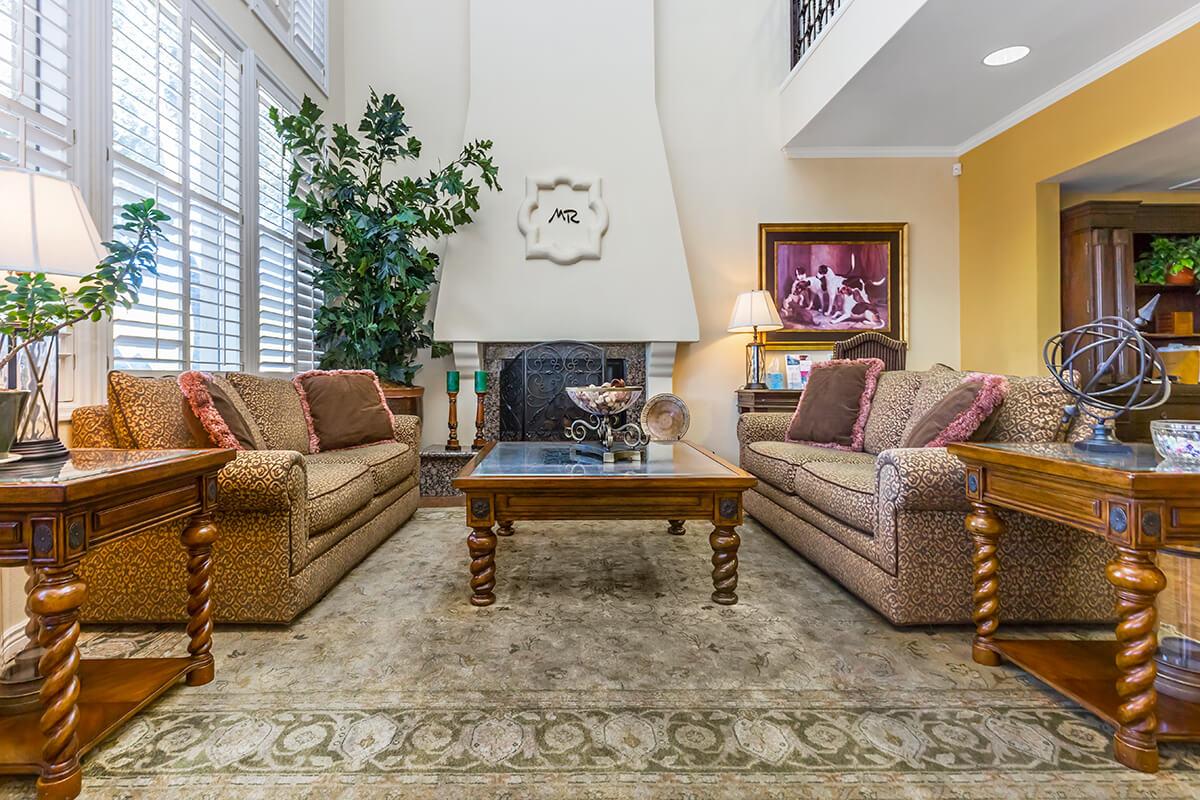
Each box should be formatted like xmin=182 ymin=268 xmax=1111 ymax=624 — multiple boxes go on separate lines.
xmin=1135 ymin=235 xmax=1200 ymax=287
xmin=271 ymin=91 xmax=500 ymax=417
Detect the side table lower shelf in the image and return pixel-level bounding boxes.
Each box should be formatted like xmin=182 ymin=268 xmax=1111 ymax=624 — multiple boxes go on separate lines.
xmin=987 ymin=638 xmax=1200 ymax=740
xmin=0 ymin=657 xmax=204 ymax=775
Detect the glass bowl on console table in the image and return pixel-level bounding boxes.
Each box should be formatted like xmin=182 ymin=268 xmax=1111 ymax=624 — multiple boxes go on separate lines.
xmin=1151 ymin=419 xmax=1200 ymax=466
xmin=565 ymin=383 xmax=648 ymax=462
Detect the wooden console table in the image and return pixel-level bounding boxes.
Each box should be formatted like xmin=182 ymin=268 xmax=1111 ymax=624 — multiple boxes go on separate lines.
xmin=948 ymin=441 xmax=1200 ymax=773
xmin=0 ymin=448 xmax=233 ymax=799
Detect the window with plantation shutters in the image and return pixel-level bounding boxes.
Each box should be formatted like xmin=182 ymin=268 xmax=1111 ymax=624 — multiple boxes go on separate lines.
xmin=249 ymin=0 xmax=326 ymax=90
xmin=0 ymin=0 xmax=73 ymax=175
xmin=255 ymin=83 xmax=296 ymax=373
xmin=110 ymin=0 xmax=243 ymax=372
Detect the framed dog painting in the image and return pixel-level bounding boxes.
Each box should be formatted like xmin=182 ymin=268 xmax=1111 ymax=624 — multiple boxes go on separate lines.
xmin=758 ymin=222 xmax=908 ymax=350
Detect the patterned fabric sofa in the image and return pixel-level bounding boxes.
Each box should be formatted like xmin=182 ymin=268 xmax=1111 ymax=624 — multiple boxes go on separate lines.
xmin=70 ymin=371 xmax=420 ymax=624
xmin=739 ymin=366 xmax=1116 ymax=626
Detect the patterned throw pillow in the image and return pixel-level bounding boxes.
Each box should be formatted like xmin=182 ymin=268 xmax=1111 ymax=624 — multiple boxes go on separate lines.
xmin=784 ymin=358 xmax=884 ymax=451
xmin=106 ymin=372 xmax=201 ymax=449
xmin=178 ymin=371 xmax=266 ymax=450
xmin=225 ymin=372 xmax=313 ymax=453
xmin=901 ymin=374 xmax=1009 ymax=448
xmin=293 ymin=370 xmax=395 ymax=452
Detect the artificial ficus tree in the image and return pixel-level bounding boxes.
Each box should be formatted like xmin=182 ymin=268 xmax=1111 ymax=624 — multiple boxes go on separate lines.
xmin=271 ymin=90 xmax=500 ymax=385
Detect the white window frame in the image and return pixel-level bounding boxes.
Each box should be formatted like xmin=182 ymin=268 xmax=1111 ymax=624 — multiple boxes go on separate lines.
xmin=245 ymin=0 xmax=327 ymax=95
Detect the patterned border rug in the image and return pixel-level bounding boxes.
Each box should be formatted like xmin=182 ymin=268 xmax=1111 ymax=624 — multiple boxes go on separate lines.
xmin=2 ymin=510 xmax=1198 ymax=799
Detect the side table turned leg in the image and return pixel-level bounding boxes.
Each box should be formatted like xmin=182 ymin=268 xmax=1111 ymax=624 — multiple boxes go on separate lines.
xmin=468 ymin=526 xmax=497 ymax=607
xmin=182 ymin=512 xmax=218 ymax=687
xmin=31 ymin=565 xmax=87 ymax=800
xmin=1106 ymin=546 xmax=1167 ymax=773
xmin=710 ymin=525 xmax=740 ymax=605
xmin=967 ymin=502 xmax=1003 ymax=666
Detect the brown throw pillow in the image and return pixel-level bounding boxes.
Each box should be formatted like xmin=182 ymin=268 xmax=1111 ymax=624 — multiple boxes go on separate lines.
xmin=294 ymin=370 xmax=395 ymax=452
xmin=107 ymin=372 xmax=202 ymax=449
xmin=785 ymin=358 xmax=884 ymax=451
xmin=902 ymin=374 xmax=1009 ymax=448
xmin=178 ymin=371 xmax=265 ymax=450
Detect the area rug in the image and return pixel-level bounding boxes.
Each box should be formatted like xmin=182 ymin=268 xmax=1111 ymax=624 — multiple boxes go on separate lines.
xmin=2 ymin=509 xmax=1198 ymax=799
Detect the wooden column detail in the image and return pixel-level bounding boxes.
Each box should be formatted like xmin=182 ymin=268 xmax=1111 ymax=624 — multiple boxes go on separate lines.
xmin=182 ymin=512 xmax=217 ymax=687
xmin=967 ymin=502 xmax=1003 ymax=666
xmin=31 ymin=566 xmax=86 ymax=799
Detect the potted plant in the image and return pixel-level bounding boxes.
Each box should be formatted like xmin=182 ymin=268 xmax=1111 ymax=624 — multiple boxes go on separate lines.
xmin=271 ymin=91 xmax=500 ymax=415
xmin=0 ymin=198 xmax=167 ymax=455
xmin=1135 ymin=235 xmax=1200 ymax=286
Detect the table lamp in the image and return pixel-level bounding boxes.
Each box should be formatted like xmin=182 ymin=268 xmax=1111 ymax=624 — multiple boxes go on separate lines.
xmin=728 ymin=290 xmax=783 ymax=390
xmin=0 ymin=168 xmax=106 ymax=461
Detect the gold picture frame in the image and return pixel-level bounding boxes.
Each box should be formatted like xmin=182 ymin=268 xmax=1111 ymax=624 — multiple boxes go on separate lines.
xmin=757 ymin=222 xmax=908 ymax=350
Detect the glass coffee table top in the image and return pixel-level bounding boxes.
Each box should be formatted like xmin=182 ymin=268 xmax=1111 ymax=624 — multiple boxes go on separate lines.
xmin=468 ymin=441 xmax=735 ymax=478
xmin=972 ymin=442 xmax=1191 ymax=473
xmin=0 ymin=449 xmax=206 ymax=485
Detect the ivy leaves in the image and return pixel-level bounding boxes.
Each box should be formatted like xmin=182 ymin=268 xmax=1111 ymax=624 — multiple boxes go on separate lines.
xmin=0 ymin=198 xmax=167 ymax=371
xmin=271 ymin=88 xmax=499 ymax=385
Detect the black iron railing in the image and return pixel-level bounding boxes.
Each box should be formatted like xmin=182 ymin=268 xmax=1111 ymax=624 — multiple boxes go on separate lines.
xmin=791 ymin=0 xmax=843 ymax=67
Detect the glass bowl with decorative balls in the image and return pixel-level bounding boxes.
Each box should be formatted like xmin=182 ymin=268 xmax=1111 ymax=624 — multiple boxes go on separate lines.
xmin=565 ymin=380 xmax=649 ymax=463
xmin=1151 ymin=420 xmax=1200 ymax=466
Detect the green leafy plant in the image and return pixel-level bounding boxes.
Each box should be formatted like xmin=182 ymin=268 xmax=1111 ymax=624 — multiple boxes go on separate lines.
xmin=271 ymin=90 xmax=500 ymax=385
xmin=0 ymin=198 xmax=168 ymax=372
xmin=1135 ymin=235 xmax=1200 ymax=285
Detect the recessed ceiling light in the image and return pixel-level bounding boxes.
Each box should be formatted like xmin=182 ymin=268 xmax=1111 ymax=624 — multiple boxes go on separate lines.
xmin=983 ymin=46 xmax=1030 ymax=67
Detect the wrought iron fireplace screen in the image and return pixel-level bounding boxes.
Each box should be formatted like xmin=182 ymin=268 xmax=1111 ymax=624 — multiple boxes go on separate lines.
xmin=499 ymin=341 xmax=626 ymax=441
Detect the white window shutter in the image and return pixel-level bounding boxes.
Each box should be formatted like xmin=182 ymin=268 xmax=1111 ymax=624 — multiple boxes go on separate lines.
xmin=0 ymin=0 xmax=73 ymax=174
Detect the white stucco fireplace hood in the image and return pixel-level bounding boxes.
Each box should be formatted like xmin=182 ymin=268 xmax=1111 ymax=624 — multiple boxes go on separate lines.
xmin=433 ymin=0 xmax=698 ymax=399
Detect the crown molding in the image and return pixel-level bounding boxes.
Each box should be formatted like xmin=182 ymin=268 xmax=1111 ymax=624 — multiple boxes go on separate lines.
xmin=954 ymin=4 xmax=1200 ymax=156
xmin=783 ymin=145 xmax=958 ymax=159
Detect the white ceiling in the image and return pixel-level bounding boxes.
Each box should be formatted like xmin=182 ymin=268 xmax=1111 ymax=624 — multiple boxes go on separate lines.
xmin=785 ymin=0 xmax=1200 ymax=154
xmin=1054 ymin=117 xmax=1200 ymax=193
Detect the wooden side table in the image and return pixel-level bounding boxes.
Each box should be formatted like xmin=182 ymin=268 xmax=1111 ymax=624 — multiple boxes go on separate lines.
xmin=0 ymin=448 xmax=234 ymax=799
xmin=735 ymin=388 xmax=802 ymax=414
xmin=949 ymin=441 xmax=1200 ymax=773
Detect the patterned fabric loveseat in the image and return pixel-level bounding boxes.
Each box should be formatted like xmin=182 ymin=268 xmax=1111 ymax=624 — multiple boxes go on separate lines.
xmin=738 ymin=366 xmax=1116 ymax=626
xmin=70 ymin=371 xmax=420 ymax=624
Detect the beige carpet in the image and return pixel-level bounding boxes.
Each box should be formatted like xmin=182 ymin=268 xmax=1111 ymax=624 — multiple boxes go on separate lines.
xmin=3 ymin=508 xmax=1199 ymax=799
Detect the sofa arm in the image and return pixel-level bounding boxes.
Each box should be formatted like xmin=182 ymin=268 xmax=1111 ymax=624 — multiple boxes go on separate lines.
xmin=737 ymin=413 xmax=792 ymax=447
xmin=392 ymin=414 xmax=421 ymax=450
xmin=875 ymin=447 xmax=971 ymax=513
xmin=217 ymin=450 xmax=306 ymax=513
xmin=70 ymin=405 xmax=119 ymax=448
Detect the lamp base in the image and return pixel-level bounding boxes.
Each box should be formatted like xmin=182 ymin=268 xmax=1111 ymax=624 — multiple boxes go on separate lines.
xmin=743 ymin=382 xmax=767 ymax=390
xmin=12 ymin=437 xmax=68 ymax=462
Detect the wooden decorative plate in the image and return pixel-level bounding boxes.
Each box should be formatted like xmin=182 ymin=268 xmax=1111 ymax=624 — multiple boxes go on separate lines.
xmin=640 ymin=393 xmax=690 ymax=441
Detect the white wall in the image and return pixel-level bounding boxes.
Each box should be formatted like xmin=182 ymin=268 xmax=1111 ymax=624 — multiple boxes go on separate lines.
xmin=345 ymin=0 xmax=962 ymax=459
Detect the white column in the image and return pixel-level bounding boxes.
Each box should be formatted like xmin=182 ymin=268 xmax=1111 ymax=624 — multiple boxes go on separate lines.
xmin=645 ymin=341 xmax=677 ymax=399
xmin=452 ymin=341 xmax=485 ymax=444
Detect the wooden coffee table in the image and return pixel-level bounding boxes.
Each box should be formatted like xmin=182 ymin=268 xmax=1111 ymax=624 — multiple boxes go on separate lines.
xmin=453 ymin=441 xmax=757 ymax=606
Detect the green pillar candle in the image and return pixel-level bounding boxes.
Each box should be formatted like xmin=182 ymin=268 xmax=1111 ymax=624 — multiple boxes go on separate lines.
xmin=474 ymin=370 xmax=488 ymax=393
xmin=446 ymin=370 xmax=460 ymax=393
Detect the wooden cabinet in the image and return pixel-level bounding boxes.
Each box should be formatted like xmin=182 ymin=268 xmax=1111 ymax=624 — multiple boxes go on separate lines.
xmin=736 ymin=389 xmax=802 ymax=414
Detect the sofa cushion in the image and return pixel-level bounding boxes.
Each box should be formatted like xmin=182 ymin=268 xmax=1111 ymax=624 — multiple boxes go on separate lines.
xmin=306 ymin=461 xmax=374 ymax=534
xmin=862 ymin=370 xmax=924 ymax=454
xmin=226 ymin=372 xmax=312 ymax=453
xmin=294 ymin=369 xmax=395 ymax=452
xmin=741 ymin=440 xmax=874 ymax=494
xmin=794 ymin=461 xmax=877 ymax=533
xmin=785 ymin=358 xmax=884 ymax=451
xmin=305 ymin=442 xmax=416 ymax=496
xmin=901 ymin=374 xmax=1008 ymax=448
xmin=903 ymin=368 xmax=1070 ymax=445
xmin=107 ymin=372 xmax=201 ymax=449
xmin=178 ymin=371 xmax=266 ymax=450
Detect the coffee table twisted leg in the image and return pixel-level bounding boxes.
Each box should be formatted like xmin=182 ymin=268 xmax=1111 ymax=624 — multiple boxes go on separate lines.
xmin=497 ymin=521 xmax=515 ymax=537
xmin=468 ymin=526 xmax=497 ymax=606
xmin=31 ymin=565 xmax=86 ymax=799
xmin=967 ymin=502 xmax=1003 ymax=666
xmin=710 ymin=525 xmax=739 ymax=605
xmin=667 ymin=520 xmax=685 ymax=536
xmin=182 ymin=512 xmax=218 ymax=687
xmin=1106 ymin=546 xmax=1166 ymax=772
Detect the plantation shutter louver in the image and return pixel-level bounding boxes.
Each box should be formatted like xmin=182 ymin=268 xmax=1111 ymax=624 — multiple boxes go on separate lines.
xmin=111 ymin=0 xmax=242 ymax=372
xmin=0 ymin=0 xmax=73 ymax=175
xmin=256 ymin=84 xmax=296 ymax=373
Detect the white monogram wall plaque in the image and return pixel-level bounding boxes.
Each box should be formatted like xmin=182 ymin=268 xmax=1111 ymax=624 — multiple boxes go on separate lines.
xmin=517 ymin=172 xmax=610 ymax=265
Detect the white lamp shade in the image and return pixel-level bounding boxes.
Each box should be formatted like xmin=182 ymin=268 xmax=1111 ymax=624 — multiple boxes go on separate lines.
xmin=728 ymin=290 xmax=783 ymax=333
xmin=0 ymin=168 xmax=105 ymax=277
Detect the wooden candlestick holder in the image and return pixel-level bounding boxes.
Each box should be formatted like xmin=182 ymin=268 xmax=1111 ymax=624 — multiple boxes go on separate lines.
xmin=445 ymin=391 xmax=461 ymax=451
xmin=472 ymin=390 xmax=487 ymax=450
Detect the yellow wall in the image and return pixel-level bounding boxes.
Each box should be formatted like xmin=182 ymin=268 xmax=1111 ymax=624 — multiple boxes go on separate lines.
xmin=959 ymin=24 xmax=1200 ymax=375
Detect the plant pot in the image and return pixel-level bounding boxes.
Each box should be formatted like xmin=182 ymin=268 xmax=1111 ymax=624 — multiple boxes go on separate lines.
xmin=0 ymin=389 xmax=30 ymax=459
xmin=381 ymin=384 xmax=425 ymax=419
xmin=1167 ymin=267 xmax=1197 ymax=286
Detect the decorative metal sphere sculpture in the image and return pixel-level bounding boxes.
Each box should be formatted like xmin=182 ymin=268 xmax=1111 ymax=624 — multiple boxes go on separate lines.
xmin=1043 ymin=295 xmax=1171 ymax=453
